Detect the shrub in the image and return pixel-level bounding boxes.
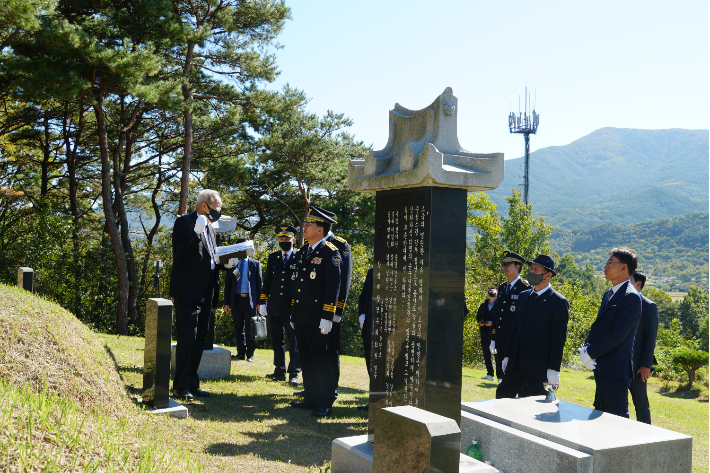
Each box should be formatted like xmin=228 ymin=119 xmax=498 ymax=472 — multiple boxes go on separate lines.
xmin=672 ymin=349 xmax=709 ymax=388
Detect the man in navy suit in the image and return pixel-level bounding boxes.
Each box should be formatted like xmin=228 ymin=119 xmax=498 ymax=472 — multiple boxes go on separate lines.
xmin=224 ymin=237 xmax=263 ymax=362
xmin=629 ymin=270 xmax=659 ymax=424
xmin=170 ymin=189 xmax=227 ymax=400
xmin=261 ymin=224 xmax=300 ymax=385
xmin=581 ymin=247 xmax=642 ymax=418
xmin=497 ymin=255 xmax=569 ymax=399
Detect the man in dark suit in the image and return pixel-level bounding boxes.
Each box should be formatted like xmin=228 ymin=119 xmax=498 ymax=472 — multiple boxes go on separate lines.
xmin=170 ymin=189 xmax=227 ymax=401
xmin=357 ymin=267 xmax=373 ymax=411
xmin=581 ymin=247 xmax=642 ymax=418
xmin=289 ymin=205 xmax=341 ymax=417
xmin=224 ymin=237 xmax=262 ymax=362
xmin=629 ymin=270 xmax=659 ymax=424
xmin=476 ymin=288 xmax=497 ymax=381
xmin=261 ymin=224 xmax=300 ymax=385
xmin=497 ymin=255 xmax=569 ymax=398
xmin=491 ymin=251 xmax=530 ymax=382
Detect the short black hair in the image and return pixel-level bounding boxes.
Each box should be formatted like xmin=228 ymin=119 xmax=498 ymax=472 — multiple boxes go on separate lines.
xmin=316 ymin=221 xmax=332 ymax=235
xmin=236 ymin=237 xmax=248 ymax=244
xmin=609 ymin=247 xmax=637 ymax=276
xmin=632 ymin=270 xmax=647 ymax=290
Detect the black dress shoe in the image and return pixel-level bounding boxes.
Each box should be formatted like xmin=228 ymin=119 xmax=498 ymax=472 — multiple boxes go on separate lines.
xmin=191 ymin=388 xmax=210 ymax=397
xmin=232 ymin=355 xmax=246 ymax=360
xmin=266 ymin=373 xmax=286 ymax=381
xmin=293 ymin=390 xmax=305 ymax=397
xmin=356 ymin=404 xmax=369 ymax=411
xmin=290 ymin=400 xmax=316 ymax=409
xmin=172 ymin=389 xmax=194 ymax=401
xmin=311 ymin=407 xmax=331 ymax=417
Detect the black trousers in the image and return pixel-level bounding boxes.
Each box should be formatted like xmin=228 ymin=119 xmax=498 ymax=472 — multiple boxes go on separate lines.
xmin=328 ymin=321 xmax=341 ymax=391
xmin=294 ymin=322 xmax=335 ymax=409
xmin=362 ymin=321 xmax=372 ymax=377
xmin=629 ymin=375 xmax=651 ymax=424
xmin=268 ymin=313 xmax=300 ymax=376
xmin=231 ymin=296 xmax=256 ymax=358
xmin=594 ymin=375 xmax=631 ymax=418
xmin=173 ymin=276 xmax=216 ymax=391
xmin=496 ymin=363 xmax=546 ymax=399
xmin=479 ymin=331 xmax=494 ymax=377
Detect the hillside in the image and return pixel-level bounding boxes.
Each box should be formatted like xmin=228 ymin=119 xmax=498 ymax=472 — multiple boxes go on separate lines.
xmin=488 ymin=128 xmax=709 ymax=228
xmin=550 ymin=211 xmax=709 ymax=290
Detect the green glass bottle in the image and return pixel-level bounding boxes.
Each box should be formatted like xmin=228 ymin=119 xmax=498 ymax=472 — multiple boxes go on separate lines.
xmin=465 ymin=440 xmax=482 ymax=461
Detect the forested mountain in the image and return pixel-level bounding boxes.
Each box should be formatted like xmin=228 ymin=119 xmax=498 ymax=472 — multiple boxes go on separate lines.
xmin=550 ymin=211 xmax=709 ymax=291
xmin=488 ymin=128 xmax=709 ymax=229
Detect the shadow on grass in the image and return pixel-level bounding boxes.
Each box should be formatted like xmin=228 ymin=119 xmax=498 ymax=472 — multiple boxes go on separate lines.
xmin=658 ymin=385 xmax=709 ymax=402
xmin=198 ymin=386 xmax=369 ymax=466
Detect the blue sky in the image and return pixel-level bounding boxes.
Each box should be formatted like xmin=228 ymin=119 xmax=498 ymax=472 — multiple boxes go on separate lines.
xmin=269 ymin=0 xmax=709 ymax=160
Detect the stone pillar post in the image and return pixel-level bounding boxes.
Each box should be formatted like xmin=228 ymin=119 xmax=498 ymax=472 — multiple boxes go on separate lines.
xmin=17 ymin=267 xmax=33 ymax=293
xmin=143 ymin=298 xmax=173 ymax=408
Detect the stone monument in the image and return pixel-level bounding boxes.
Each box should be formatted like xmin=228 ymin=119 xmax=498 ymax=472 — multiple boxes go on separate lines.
xmin=17 ymin=267 xmax=33 ymax=292
xmin=332 ymin=88 xmax=503 ymax=472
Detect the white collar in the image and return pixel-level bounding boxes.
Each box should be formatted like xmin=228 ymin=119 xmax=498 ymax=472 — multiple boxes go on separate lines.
xmin=309 ymin=237 xmax=326 ymax=250
xmin=534 ymin=284 xmax=552 ymax=296
xmin=281 ymin=249 xmax=292 ymax=257
xmin=611 ymin=279 xmax=629 ymax=295
xmin=507 ymin=276 xmax=521 ymax=287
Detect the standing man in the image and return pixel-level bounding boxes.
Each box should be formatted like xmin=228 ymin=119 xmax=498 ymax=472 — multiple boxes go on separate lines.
xmin=170 ymin=189 xmax=226 ymax=401
xmin=289 ymin=206 xmax=342 ymax=417
xmin=580 ymin=247 xmax=642 ymax=418
xmin=491 ymin=251 xmax=530 ymax=382
xmin=476 ymin=288 xmax=497 ymax=381
xmin=224 ymin=237 xmax=262 ymax=362
xmin=357 ymin=267 xmax=374 ymax=411
xmin=261 ymin=224 xmax=301 ymax=386
xmin=497 ymin=255 xmax=569 ymax=398
xmin=629 ymin=270 xmax=659 ymax=424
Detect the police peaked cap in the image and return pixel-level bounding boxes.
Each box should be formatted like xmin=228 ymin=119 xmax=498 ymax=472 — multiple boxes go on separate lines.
xmin=527 ymin=254 xmax=557 ymax=277
xmin=275 ymin=224 xmax=297 ymax=237
xmin=501 ymin=250 xmax=526 ymax=265
xmin=306 ymin=205 xmax=337 ymax=224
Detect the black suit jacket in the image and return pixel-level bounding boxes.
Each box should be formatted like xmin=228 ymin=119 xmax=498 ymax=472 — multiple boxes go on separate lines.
xmin=492 ymin=278 xmax=530 ymax=347
xmin=633 ymin=293 xmax=659 ymax=374
xmin=586 ymin=281 xmax=642 ymax=379
xmin=261 ymin=250 xmax=297 ymax=316
xmin=169 ymin=211 xmax=219 ymax=302
xmin=224 ymin=257 xmax=262 ymax=310
xmin=476 ymin=301 xmax=494 ymax=337
xmin=326 ymin=233 xmax=353 ymax=316
xmin=290 ymin=240 xmax=341 ymax=324
xmin=504 ymin=286 xmax=569 ymax=378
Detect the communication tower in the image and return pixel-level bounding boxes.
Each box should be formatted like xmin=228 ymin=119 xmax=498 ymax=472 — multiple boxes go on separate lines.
xmin=508 ymin=87 xmax=539 ymax=205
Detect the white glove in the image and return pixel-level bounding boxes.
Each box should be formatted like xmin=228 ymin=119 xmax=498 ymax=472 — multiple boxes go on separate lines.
xmin=547 ymin=369 xmax=560 ymax=385
xmin=359 ymin=314 xmax=366 ymax=328
xmin=319 ymin=318 xmax=333 ymax=335
xmin=225 ymin=258 xmax=238 ymax=269
xmin=489 ymin=341 xmax=497 ymax=354
xmin=333 ymin=315 xmax=341 ymax=323
xmin=290 ymin=322 xmax=295 ymax=330
xmin=578 ymin=347 xmax=597 ymax=370
xmin=502 ymin=357 xmax=509 ymax=373
xmin=194 ymin=214 xmax=208 ymax=234
xmin=259 ymin=305 xmax=267 ymax=316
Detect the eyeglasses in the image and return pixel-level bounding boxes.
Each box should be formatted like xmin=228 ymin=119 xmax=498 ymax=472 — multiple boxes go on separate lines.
xmin=604 ymin=261 xmax=624 ymax=267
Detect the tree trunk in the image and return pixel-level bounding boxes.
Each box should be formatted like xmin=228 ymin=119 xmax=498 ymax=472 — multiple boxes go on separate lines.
xmin=178 ymin=43 xmax=196 ymax=215
xmin=63 ymin=99 xmax=84 ymax=316
xmin=92 ymin=92 xmax=129 ymax=335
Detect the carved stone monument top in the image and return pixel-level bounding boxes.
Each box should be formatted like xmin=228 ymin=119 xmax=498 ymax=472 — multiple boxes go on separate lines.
xmin=348 ymin=87 xmax=503 ymax=193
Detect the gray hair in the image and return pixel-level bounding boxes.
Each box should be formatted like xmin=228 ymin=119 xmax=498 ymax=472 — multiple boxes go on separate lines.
xmin=195 ymin=189 xmax=221 ymax=210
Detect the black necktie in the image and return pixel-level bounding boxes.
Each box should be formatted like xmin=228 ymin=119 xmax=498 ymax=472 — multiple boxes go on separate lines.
xmin=305 ymin=246 xmax=312 ymax=260
xmin=604 ymin=290 xmax=613 ymax=308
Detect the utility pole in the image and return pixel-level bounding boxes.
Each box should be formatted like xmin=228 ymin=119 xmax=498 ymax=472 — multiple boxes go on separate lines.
xmin=508 ymin=87 xmax=539 ymax=205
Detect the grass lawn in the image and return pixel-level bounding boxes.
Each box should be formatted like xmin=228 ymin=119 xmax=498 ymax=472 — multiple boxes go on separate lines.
xmin=100 ymin=334 xmax=709 ymax=473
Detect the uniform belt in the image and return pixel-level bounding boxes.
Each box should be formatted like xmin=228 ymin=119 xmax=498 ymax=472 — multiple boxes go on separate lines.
xmin=238 ymin=293 xmax=249 ymax=297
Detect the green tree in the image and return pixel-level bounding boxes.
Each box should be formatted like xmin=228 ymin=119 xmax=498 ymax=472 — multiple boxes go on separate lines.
xmin=677 ymin=286 xmax=709 ymax=340
xmin=672 ymin=349 xmax=709 ymax=388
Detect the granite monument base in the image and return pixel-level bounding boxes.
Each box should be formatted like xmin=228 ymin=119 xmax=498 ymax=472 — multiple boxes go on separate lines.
xmin=17 ymin=267 xmax=33 ymax=292
xmin=142 ymin=397 xmax=188 ymax=419
xmin=460 ymin=397 xmax=692 ymax=473
xmin=332 ymin=435 xmax=497 ymax=473
xmin=170 ymin=343 xmax=231 ymax=380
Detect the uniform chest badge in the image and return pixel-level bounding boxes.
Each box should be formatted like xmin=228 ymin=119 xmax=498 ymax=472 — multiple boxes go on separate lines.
xmin=343 ymin=250 xmax=350 ymax=257
xmin=290 ymin=264 xmax=297 ymax=270
xmin=312 ymin=258 xmax=322 ymax=265
xmin=510 ymin=305 xmax=516 ymax=312
xmin=332 ymin=256 xmax=341 ymax=266
xmin=310 ymin=271 xmax=316 ymax=279
xmin=291 ymin=274 xmax=296 ymax=280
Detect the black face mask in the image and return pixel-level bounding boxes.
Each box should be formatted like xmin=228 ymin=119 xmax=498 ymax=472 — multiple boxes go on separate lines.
xmin=204 ymin=202 xmax=221 ymax=222
xmin=526 ymin=270 xmax=545 ymax=286
xmin=279 ymin=241 xmax=293 ymax=252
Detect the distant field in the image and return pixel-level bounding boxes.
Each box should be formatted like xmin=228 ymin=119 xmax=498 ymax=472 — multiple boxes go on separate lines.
xmin=668 ymin=291 xmax=687 ymax=301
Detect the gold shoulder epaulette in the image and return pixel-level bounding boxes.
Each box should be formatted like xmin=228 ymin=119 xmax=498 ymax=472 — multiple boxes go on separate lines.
xmin=325 ymin=241 xmax=338 ymax=251
xmin=270 ymin=250 xmax=281 ymax=255
xmin=521 ymin=280 xmax=530 ymax=287
xmin=334 ymin=235 xmax=347 ymax=244
xmin=300 ymin=243 xmax=309 ymax=250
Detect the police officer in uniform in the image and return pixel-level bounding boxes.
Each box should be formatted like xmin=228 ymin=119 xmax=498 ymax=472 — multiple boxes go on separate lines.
xmin=289 ymin=206 xmax=342 ymax=417
xmin=490 ymin=251 xmax=530 ymax=382
xmin=306 ymin=205 xmax=354 ymax=398
xmin=261 ymin=224 xmax=301 ymax=385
